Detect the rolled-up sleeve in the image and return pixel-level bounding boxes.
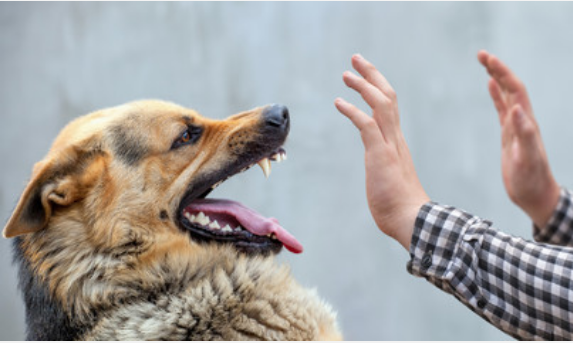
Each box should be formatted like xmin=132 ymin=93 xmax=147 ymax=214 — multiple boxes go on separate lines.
xmin=408 ymin=202 xmax=573 ymax=340
xmin=534 ymin=187 xmax=573 ymax=247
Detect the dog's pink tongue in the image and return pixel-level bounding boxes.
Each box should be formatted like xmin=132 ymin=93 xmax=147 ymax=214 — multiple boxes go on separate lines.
xmin=186 ymin=199 xmax=303 ymax=254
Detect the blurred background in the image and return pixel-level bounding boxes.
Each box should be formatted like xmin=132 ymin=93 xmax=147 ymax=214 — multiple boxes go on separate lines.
xmin=2 ymin=2 xmax=573 ymax=340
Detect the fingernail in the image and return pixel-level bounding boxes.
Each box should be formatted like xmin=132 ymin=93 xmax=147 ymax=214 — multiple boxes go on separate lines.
xmin=354 ymin=53 xmax=363 ymax=60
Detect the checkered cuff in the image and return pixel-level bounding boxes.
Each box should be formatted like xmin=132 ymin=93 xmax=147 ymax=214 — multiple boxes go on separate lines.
xmin=408 ymin=201 xmax=573 ymax=340
xmin=534 ymin=187 xmax=573 ymax=246
xmin=407 ymin=202 xmax=483 ymax=301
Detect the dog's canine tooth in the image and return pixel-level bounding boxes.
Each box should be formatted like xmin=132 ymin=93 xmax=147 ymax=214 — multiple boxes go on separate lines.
xmin=209 ymin=220 xmax=221 ymax=230
xmin=257 ymin=158 xmax=271 ymax=178
xmin=222 ymin=225 xmax=233 ymax=233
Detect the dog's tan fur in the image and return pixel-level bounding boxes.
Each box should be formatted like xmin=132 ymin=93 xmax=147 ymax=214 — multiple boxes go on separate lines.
xmin=4 ymin=100 xmax=341 ymax=340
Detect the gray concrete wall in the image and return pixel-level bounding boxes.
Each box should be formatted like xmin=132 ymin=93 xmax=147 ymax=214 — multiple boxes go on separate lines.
xmin=2 ymin=2 xmax=573 ymax=340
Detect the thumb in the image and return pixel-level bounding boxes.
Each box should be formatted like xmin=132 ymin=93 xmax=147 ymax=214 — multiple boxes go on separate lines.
xmin=511 ymin=104 xmax=537 ymax=149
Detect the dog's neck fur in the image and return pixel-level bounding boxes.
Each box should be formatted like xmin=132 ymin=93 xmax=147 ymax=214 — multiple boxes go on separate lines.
xmin=13 ymin=237 xmax=89 ymax=340
xmin=13 ymin=219 xmax=341 ymax=340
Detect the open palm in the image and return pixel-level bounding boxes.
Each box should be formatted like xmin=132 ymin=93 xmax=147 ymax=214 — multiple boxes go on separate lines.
xmin=478 ymin=51 xmax=560 ymax=227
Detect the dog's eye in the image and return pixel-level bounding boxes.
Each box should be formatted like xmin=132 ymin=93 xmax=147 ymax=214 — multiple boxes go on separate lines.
xmin=180 ymin=131 xmax=191 ymax=143
xmin=172 ymin=126 xmax=202 ymax=149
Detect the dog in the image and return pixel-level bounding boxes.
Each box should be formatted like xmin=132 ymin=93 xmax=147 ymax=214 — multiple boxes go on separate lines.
xmin=3 ymin=100 xmax=342 ymax=340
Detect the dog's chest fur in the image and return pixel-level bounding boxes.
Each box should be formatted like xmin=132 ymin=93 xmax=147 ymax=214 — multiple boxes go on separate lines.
xmin=82 ymin=265 xmax=338 ymax=340
xmin=14 ymin=238 xmax=340 ymax=340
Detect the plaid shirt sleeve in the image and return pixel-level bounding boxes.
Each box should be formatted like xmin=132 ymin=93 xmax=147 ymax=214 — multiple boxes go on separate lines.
xmin=408 ymin=201 xmax=573 ymax=340
xmin=534 ymin=187 xmax=573 ymax=246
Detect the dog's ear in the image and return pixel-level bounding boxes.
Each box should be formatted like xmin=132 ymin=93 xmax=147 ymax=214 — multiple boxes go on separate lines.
xmin=3 ymin=148 xmax=102 ymax=238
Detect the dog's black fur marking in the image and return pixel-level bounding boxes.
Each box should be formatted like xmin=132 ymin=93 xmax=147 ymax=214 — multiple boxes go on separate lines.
xmin=109 ymin=125 xmax=147 ymax=166
xmin=12 ymin=237 xmax=90 ymax=340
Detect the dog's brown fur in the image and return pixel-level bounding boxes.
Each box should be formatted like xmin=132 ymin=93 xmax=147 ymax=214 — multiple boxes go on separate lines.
xmin=4 ymin=100 xmax=341 ymax=340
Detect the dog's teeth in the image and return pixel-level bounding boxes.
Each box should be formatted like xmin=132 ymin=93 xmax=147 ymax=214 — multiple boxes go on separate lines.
xmin=190 ymin=214 xmax=197 ymax=222
xmin=196 ymin=212 xmax=209 ymax=226
xmin=209 ymin=220 xmax=221 ymax=230
xmin=222 ymin=225 xmax=233 ymax=233
xmin=184 ymin=212 xmax=191 ymax=220
xmin=266 ymin=233 xmax=271 ymax=237
xmin=272 ymin=153 xmax=282 ymax=162
xmin=271 ymin=233 xmax=277 ymax=240
xmin=257 ymin=158 xmax=271 ymax=178
xmin=281 ymin=152 xmax=287 ymax=161
xmin=234 ymin=226 xmax=242 ymax=232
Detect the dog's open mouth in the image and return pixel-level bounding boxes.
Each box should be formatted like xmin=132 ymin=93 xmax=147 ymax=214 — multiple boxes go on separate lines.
xmin=178 ymin=148 xmax=303 ymax=255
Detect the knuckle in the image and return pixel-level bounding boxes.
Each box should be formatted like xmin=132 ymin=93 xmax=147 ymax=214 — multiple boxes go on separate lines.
xmin=377 ymin=97 xmax=393 ymax=108
xmin=387 ymin=89 xmax=397 ymax=100
xmin=521 ymin=123 xmax=536 ymax=138
xmin=362 ymin=118 xmax=378 ymax=131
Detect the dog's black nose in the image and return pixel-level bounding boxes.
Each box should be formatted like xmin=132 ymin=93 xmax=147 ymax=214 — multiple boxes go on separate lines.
xmin=263 ymin=104 xmax=289 ymax=130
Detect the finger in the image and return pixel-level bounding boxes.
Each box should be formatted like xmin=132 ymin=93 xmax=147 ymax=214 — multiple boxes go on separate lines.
xmin=477 ymin=50 xmax=490 ymax=67
xmin=479 ymin=52 xmax=533 ymax=118
xmin=334 ymin=97 xmax=386 ymax=146
xmin=351 ymin=54 xmax=396 ymax=99
xmin=485 ymin=54 xmax=525 ymax=96
xmin=510 ymin=104 xmax=537 ymax=149
xmin=343 ymin=71 xmax=399 ymax=141
xmin=343 ymin=71 xmax=392 ymax=113
xmin=488 ymin=78 xmax=508 ymax=124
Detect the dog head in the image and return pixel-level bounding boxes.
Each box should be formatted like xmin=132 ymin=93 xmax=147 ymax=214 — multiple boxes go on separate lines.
xmin=3 ymin=100 xmax=302 ymax=259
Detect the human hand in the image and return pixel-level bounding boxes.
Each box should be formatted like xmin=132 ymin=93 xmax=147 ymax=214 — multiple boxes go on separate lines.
xmin=335 ymin=54 xmax=429 ymax=250
xmin=478 ymin=50 xmax=560 ymax=228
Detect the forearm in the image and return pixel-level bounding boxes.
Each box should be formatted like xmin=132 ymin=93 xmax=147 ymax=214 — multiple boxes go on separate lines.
xmin=409 ymin=202 xmax=573 ymax=340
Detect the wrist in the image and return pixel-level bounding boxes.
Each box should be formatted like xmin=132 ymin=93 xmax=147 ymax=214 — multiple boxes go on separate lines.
xmin=374 ymin=196 xmax=430 ymax=251
xmin=527 ymin=180 xmax=561 ymax=228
